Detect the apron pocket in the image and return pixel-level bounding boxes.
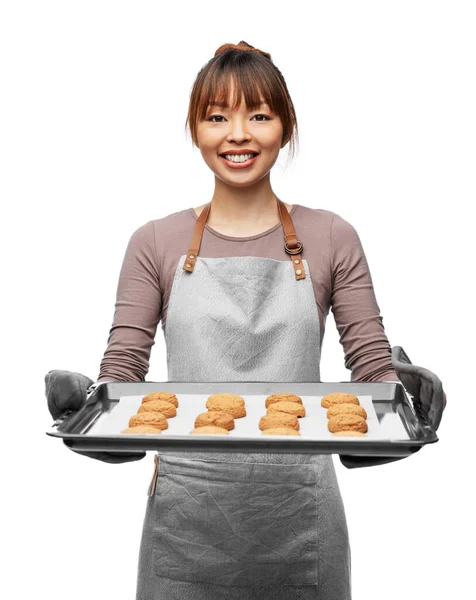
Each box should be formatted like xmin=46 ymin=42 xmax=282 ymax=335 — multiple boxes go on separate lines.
xmin=152 ymin=455 xmax=319 ymax=587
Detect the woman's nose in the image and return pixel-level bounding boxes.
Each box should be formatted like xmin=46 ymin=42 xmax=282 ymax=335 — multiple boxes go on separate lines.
xmin=226 ymin=118 xmax=251 ymax=141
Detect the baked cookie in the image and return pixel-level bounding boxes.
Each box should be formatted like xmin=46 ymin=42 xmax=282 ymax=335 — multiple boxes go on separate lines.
xmin=262 ymin=427 xmax=301 ymax=436
xmin=265 ymin=393 xmax=303 ymax=409
xmin=328 ymin=414 xmax=368 ymax=433
xmin=259 ymin=413 xmax=299 ymax=431
xmin=137 ymin=399 xmax=177 ymax=418
xmin=189 ymin=426 xmax=229 ymax=435
xmin=206 ymin=395 xmax=246 ymax=418
xmin=326 ymin=403 xmax=367 ymax=419
xmin=332 ymin=430 xmax=367 ymax=437
xmin=141 ymin=392 xmax=179 ymax=407
xmin=267 ymin=401 xmax=306 ymax=418
xmin=321 ymin=392 xmax=360 ymax=408
xmin=129 ymin=412 xmax=168 ymax=430
xmin=194 ymin=411 xmax=235 ymax=431
xmin=207 ymin=393 xmax=245 ymax=405
xmin=120 ymin=425 xmax=162 ymax=434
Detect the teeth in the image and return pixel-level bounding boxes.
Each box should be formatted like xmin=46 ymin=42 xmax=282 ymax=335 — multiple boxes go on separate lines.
xmin=224 ymin=153 xmax=256 ymax=163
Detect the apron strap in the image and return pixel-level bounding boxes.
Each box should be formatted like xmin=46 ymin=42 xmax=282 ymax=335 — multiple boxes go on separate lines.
xmin=183 ymin=197 xmax=305 ymax=280
xmin=277 ymin=198 xmax=305 ymax=280
xmin=182 ymin=202 xmax=211 ymax=273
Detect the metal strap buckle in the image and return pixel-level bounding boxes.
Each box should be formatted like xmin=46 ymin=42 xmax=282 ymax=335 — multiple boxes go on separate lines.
xmin=284 ymin=241 xmax=303 ymax=255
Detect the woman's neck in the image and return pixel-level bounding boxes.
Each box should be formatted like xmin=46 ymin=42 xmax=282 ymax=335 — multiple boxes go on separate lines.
xmin=193 ymin=175 xmax=293 ymax=237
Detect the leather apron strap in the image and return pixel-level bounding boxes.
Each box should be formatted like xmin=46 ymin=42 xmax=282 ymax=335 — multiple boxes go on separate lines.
xmin=183 ymin=197 xmax=305 ymax=280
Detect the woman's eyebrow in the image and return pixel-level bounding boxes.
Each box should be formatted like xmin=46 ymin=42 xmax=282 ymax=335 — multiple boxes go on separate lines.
xmin=209 ymin=101 xmax=269 ymax=107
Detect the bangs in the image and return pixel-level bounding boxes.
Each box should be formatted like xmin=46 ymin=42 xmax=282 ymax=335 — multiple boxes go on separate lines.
xmin=196 ymin=67 xmax=277 ymax=122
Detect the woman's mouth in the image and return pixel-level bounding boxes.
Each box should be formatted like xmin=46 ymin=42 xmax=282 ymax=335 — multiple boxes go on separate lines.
xmin=219 ymin=153 xmax=259 ymax=169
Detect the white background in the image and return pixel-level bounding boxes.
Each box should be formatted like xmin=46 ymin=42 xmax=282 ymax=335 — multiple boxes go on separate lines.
xmin=2 ymin=1 xmax=474 ymax=598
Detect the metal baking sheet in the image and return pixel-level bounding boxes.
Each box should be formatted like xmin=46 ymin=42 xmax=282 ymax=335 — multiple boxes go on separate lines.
xmin=46 ymin=381 xmax=438 ymax=456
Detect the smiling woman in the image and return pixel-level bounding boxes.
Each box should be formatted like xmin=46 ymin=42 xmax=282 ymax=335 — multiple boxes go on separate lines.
xmin=128 ymin=41 xmax=358 ymax=600
xmin=185 ymin=40 xmax=299 ymax=162
xmin=47 ymin=39 xmax=428 ymax=600
xmin=181 ymin=41 xmax=300 ymax=233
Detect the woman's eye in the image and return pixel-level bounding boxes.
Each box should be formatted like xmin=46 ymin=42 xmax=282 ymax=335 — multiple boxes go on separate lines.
xmin=208 ymin=114 xmax=270 ymax=123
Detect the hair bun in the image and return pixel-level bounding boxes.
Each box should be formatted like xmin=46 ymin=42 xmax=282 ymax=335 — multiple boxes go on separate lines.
xmin=214 ymin=40 xmax=272 ymax=61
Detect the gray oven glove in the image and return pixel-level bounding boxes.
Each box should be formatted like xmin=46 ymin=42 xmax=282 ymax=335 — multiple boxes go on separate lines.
xmin=45 ymin=369 xmax=145 ymax=464
xmin=390 ymin=345 xmax=445 ymax=431
xmin=339 ymin=345 xmax=445 ymax=469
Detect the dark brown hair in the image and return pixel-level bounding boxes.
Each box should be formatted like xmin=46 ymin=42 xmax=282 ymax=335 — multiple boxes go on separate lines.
xmin=185 ymin=41 xmax=299 ymax=163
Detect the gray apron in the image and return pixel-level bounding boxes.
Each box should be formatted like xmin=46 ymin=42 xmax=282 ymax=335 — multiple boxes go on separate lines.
xmin=136 ymin=199 xmax=352 ymax=599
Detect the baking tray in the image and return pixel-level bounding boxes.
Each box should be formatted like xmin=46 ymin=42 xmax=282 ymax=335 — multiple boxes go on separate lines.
xmin=45 ymin=381 xmax=438 ymax=457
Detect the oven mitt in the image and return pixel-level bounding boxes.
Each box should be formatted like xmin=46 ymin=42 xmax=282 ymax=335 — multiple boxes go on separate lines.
xmin=45 ymin=369 xmax=145 ymax=464
xmin=390 ymin=345 xmax=445 ymax=431
xmin=339 ymin=345 xmax=445 ymax=469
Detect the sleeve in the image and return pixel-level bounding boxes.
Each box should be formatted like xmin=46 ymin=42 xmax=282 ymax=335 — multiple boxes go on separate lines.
xmin=329 ymin=213 xmax=400 ymax=382
xmin=96 ymin=220 xmax=162 ymax=382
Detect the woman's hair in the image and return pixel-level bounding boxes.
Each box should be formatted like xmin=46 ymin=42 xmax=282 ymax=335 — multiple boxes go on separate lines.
xmin=185 ymin=41 xmax=299 ymax=163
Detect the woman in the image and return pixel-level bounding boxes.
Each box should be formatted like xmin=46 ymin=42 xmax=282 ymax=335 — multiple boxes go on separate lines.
xmin=45 ymin=41 xmax=445 ymax=599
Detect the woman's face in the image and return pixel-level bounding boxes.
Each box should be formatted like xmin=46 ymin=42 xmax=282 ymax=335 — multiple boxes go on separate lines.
xmin=196 ymin=82 xmax=284 ymax=187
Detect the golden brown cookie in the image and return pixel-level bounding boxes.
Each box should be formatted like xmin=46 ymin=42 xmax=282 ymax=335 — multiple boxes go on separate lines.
xmin=259 ymin=413 xmax=299 ymax=431
xmin=332 ymin=430 xmax=367 ymax=437
xmin=120 ymin=425 xmax=163 ymax=434
xmin=321 ymin=392 xmax=360 ymax=408
xmin=129 ymin=412 xmax=168 ymax=430
xmin=328 ymin=414 xmax=368 ymax=433
xmin=265 ymin=393 xmax=303 ymax=409
xmin=262 ymin=427 xmax=301 ymax=436
xmin=206 ymin=396 xmax=246 ymax=418
xmin=194 ymin=411 xmax=235 ymax=431
xmin=137 ymin=399 xmax=177 ymax=418
xmin=267 ymin=401 xmax=306 ymax=418
xmin=207 ymin=393 xmax=245 ymax=405
xmin=326 ymin=403 xmax=367 ymax=419
xmin=189 ymin=426 xmax=229 ymax=435
xmin=141 ymin=392 xmax=179 ymax=407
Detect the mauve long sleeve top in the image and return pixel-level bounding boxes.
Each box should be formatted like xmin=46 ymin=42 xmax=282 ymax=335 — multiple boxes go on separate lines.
xmin=96 ymin=204 xmax=400 ymax=384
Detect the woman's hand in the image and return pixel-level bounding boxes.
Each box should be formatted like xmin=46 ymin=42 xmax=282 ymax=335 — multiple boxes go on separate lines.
xmin=339 ymin=454 xmax=408 ymax=469
xmin=45 ymin=369 xmax=93 ymax=420
xmin=45 ymin=370 xmax=145 ymax=464
xmin=339 ymin=346 xmax=446 ymax=469
xmin=62 ymin=442 xmax=146 ymax=464
xmin=390 ymin=345 xmax=445 ymax=431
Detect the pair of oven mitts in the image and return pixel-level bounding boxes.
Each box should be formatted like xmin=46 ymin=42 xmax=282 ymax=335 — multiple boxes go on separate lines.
xmin=45 ymin=369 xmax=146 ymax=464
xmin=46 ymin=345 xmax=446 ymax=469
xmin=339 ymin=345 xmax=446 ymax=469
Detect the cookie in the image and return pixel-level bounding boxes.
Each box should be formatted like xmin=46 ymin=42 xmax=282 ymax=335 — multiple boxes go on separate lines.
xmin=267 ymin=401 xmax=306 ymax=418
xmin=141 ymin=392 xmax=179 ymax=407
xmin=189 ymin=426 xmax=229 ymax=435
xmin=137 ymin=399 xmax=177 ymax=418
xmin=129 ymin=412 xmax=168 ymax=430
xmin=194 ymin=411 xmax=235 ymax=431
xmin=207 ymin=393 xmax=245 ymax=405
xmin=120 ymin=425 xmax=163 ymax=434
xmin=321 ymin=392 xmax=360 ymax=408
xmin=265 ymin=393 xmax=303 ymax=409
xmin=326 ymin=403 xmax=367 ymax=419
xmin=259 ymin=413 xmax=299 ymax=431
xmin=332 ymin=430 xmax=367 ymax=437
xmin=206 ymin=395 xmax=246 ymax=418
xmin=262 ymin=427 xmax=301 ymax=436
xmin=328 ymin=414 xmax=368 ymax=433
